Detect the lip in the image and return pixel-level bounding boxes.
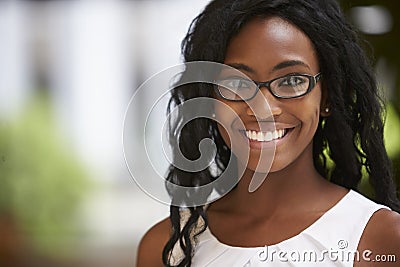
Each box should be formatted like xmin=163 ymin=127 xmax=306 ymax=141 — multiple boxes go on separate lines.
xmin=239 ymin=127 xmax=295 ymax=149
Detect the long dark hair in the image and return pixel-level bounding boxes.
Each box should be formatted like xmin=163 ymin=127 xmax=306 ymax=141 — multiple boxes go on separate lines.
xmin=162 ymin=0 xmax=400 ymax=266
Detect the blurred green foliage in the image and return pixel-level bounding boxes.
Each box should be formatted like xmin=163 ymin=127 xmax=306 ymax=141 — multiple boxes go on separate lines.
xmin=356 ymin=103 xmax=400 ymax=197
xmin=339 ymin=0 xmax=400 ymax=196
xmin=384 ymin=103 xmax=400 ymax=158
xmin=0 ymin=95 xmax=90 ymax=256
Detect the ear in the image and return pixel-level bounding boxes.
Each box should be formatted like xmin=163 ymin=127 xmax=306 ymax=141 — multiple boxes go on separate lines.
xmin=320 ymin=85 xmax=331 ymax=117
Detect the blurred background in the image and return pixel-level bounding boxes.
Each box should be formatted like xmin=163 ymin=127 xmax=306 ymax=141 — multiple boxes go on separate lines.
xmin=0 ymin=0 xmax=399 ymax=266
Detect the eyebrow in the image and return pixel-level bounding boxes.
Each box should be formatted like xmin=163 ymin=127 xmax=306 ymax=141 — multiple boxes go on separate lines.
xmin=226 ymin=60 xmax=311 ymax=74
xmin=225 ymin=63 xmax=255 ymax=73
xmin=271 ymin=60 xmax=310 ymax=72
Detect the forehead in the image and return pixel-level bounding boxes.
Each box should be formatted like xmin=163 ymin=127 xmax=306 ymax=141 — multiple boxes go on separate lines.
xmin=225 ymin=16 xmax=319 ymax=75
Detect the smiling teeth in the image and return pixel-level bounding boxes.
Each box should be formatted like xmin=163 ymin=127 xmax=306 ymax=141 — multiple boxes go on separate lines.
xmin=245 ymin=129 xmax=286 ymax=142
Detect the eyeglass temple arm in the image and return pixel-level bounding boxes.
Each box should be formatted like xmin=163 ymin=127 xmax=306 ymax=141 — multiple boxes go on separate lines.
xmin=315 ymin=73 xmax=322 ymax=82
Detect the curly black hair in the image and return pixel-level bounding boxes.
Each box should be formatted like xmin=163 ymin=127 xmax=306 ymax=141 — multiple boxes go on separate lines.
xmin=163 ymin=0 xmax=400 ymax=266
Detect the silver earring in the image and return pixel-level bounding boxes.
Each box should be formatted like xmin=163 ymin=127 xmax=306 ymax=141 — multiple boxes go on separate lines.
xmin=325 ymin=107 xmax=330 ymax=113
xmin=212 ymin=113 xmax=216 ymax=118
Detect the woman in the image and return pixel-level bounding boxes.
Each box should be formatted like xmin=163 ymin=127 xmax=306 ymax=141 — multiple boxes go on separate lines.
xmin=137 ymin=0 xmax=400 ymax=266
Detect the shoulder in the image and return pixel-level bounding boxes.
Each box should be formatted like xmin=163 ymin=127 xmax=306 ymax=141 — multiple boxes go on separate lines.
xmin=356 ymin=208 xmax=400 ymax=266
xmin=136 ymin=217 xmax=171 ymax=267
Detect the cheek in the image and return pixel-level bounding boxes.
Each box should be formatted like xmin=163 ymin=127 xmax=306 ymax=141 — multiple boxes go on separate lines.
xmin=214 ymin=100 xmax=255 ymax=164
xmin=296 ymin=94 xmax=322 ymax=144
xmin=214 ymin=99 xmax=239 ymax=148
xmin=310 ymin=95 xmax=322 ymax=129
xmin=303 ymin=90 xmax=322 ymax=123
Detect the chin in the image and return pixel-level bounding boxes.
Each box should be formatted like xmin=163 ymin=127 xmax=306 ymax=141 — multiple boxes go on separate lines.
xmin=241 ymin=155 xmax=274 ymax=174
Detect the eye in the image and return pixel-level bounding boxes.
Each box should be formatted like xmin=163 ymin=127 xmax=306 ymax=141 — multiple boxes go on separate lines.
xmin=219 ymin=77 xmax=253 ymax=91
xmin=278 ymin=75 xmax=307 ymax=87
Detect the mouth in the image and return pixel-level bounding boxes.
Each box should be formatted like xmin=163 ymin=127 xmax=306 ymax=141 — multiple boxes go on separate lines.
xmin=243 ymin=128 xmax=291 ymax=142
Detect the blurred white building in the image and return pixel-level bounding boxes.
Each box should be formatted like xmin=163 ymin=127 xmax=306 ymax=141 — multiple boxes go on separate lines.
xmin=0 ymin=0 xmax=210 ymax=262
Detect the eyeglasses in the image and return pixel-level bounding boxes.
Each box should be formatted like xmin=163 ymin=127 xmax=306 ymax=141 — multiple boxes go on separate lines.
xmin=214 ymin=73 xmax=322 ymax=101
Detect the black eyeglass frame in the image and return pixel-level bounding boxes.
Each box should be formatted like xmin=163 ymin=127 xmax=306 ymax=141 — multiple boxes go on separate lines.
xmin=214 ymin=72 xmax=322 ymax=101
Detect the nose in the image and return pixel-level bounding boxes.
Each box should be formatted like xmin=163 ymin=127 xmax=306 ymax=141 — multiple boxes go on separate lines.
xmin=245 ymin=88 xmax=282 ymax=119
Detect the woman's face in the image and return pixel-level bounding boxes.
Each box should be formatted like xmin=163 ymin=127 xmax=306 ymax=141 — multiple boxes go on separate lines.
xmin=215 ymin=16 xmax=323 ymax=173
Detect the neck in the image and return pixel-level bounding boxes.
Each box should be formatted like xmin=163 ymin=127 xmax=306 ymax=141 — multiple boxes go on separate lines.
xmin=219 ymin=143 xmax=332 ymax=217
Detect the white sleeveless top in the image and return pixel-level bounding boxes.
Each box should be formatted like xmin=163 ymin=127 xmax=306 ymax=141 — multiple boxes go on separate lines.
xmin=172 ymin=190 xmax=389 ymax=267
